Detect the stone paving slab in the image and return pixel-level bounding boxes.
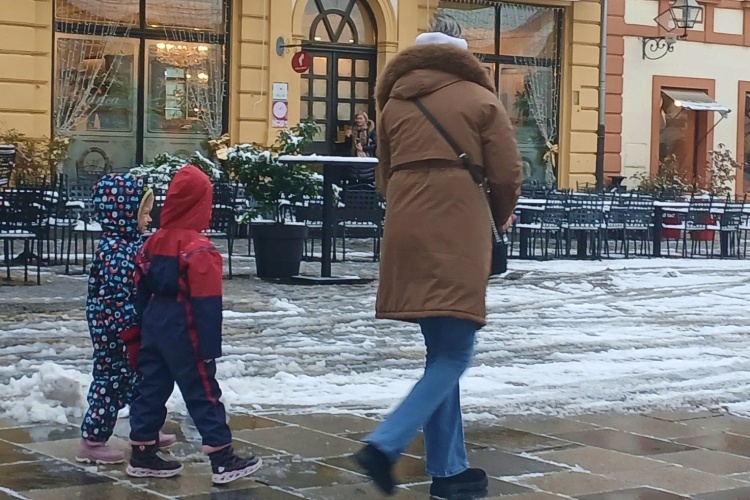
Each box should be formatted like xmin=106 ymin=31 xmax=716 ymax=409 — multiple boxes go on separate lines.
xmin=5 ymin=411 xmax=750 ymax=498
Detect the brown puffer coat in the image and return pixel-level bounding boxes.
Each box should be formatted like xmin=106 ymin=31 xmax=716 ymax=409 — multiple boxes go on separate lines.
xmin=374 ymin=43 xmax=522 ymax=327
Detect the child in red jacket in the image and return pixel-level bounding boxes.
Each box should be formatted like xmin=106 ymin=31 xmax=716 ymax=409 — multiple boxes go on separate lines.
xmin=127 ymin=166 xmax=261 ymax=484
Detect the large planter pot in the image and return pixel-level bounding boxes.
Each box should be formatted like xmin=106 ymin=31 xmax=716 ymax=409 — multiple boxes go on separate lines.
xmin=690 ymin=214 xmax=716 ymax=242
xmin=662 ymin=215 xmax=681 ymax=240
xmin=251 ymin=222 xmax=309 ymax=279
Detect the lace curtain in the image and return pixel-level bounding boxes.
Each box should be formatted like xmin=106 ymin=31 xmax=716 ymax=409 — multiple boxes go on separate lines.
xmin=502 ymin=4 xmax=562 ymax=186
xmin=149 ymin=0 xmax=227 ymax=139
xmin=54 ymin=1 xmax=137 ymax=134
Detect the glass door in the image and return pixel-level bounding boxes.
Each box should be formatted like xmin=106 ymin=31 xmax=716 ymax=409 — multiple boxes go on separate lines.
xmin=300 ymin=50 xmax=376 ymax=155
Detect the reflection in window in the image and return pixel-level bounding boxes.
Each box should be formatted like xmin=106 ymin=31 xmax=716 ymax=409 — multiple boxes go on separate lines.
xmin=659 ymin=94 xmax=696 ymax=182
xmin=744 ymin=94 xmax=750 ymax=191
xmin=438 ymin=1 xmax=562 ymax=186
xmin=438 ymin=4 xmax=496 ymax=55
xmin=54 ymin=0 xmax=229 ymax=177
xmin=498 ymin=65 xmax=555 ymax=184
xmin=147 ymin=42 xmax=224 ymax=137
xmin=55 ymin=0 xmax=139 ymax=27
xmin=54 ymin=36 xmax=137 ymax=134
xmin=146 ymin=0 xmax=225 ymax=33
xmin=500 ymin=5 xmax=558 ymax=58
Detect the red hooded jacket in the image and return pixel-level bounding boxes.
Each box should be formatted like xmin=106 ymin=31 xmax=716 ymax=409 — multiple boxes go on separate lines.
xmin=134 ymin=166 xmax=224 ymax=360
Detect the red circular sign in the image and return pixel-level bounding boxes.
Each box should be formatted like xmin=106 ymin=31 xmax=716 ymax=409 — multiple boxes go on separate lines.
xmin=292 ymin=51 xmax=312 ymax=74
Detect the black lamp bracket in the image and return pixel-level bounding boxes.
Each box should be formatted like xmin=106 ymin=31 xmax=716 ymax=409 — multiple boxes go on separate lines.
xmin=276 ymin=37 xmax=304 ymax=57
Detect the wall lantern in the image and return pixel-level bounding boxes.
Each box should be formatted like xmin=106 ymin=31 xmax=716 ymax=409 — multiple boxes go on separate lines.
xmin=642 ymin=0 xmax=704 ymax=60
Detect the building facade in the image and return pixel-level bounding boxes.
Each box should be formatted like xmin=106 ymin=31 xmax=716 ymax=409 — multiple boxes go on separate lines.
xmin=606 ymin=0 xmax=750 ymax=192
xmin=1 ymin=0 xmax=603 ymax=188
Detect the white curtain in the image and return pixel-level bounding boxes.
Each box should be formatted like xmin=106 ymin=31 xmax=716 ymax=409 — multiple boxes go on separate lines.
xmin=502 ymin=3 xmax=561 ymax=186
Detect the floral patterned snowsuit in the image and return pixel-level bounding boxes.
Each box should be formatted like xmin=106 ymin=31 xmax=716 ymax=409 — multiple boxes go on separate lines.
xmin=81 ymin=174 xmax=145 ymax=442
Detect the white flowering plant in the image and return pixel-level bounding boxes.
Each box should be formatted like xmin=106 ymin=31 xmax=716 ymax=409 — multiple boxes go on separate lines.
xmin=226 ymin=120 xmax=324 ymax=223
xmin=131 ymin=151 xmax=224 ymax=191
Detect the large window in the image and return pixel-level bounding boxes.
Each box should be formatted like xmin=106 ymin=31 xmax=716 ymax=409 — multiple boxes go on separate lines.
xmin=438 ymin=1 xmax=563 ymax=185
xmin=743 ymin=91 xmax=750 ymax=192
xmin=658 ymin=93 xmax=698 ymax=183
xmin=653 ymin=84 xmax=723 ymax=189
xmin=54 ymin=0 xmax=228 ymax=182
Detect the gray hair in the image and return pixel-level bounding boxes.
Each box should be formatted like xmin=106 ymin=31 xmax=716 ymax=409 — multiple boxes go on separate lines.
xmin=430 ymin=12 xmax=462 ymax=38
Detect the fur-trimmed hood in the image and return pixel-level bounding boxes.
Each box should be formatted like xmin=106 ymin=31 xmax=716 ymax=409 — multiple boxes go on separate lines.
xmin=375 ymin=44 xmax=495 ymax=110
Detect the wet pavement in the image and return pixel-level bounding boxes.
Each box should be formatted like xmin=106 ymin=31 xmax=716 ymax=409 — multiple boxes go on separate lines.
xmin=2 ymin=411 xmax=750 ymax=498
xmin=5 ymin=245 xmax=750 ymax=497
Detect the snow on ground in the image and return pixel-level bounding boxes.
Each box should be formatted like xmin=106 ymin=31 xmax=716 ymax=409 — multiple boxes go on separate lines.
xmin=2 ymin=258 xmax=750 ymax=424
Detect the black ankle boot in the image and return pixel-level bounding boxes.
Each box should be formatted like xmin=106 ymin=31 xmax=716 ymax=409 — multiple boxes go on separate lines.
xmin=208 ymin=446 xmax=262 ymax=485
xmin=353 ymin=444 xmax=395 ymax=495
xmin=430 ymin=468 xmax=488 ymax=499
xmin=127 ymin=443 xmax=183 ymax=479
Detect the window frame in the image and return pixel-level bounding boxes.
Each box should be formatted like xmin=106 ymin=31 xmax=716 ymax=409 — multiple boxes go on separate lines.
xmin=650 ymin=76 xmax=715 ymax=188
xmin=438 ymin=1 xmax=564 ymax=185
xmin=737 ymin=81 xmax=750 ymax=194
xmin=304 ymin=0 xmax=378 ymax=47
xmin=53 ymin=0 xmax=231 ymax=165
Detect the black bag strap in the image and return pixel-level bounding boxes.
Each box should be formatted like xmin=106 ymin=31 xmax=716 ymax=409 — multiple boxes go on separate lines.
xmin=413 ymin=98 xmax=483 ymax=185
xmin=412 ymin=98 xmax=503 ymax=244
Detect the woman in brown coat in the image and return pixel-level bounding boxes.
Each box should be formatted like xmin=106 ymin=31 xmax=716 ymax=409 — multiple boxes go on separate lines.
xmin=354 ymin=13 xmax=522 ymax=499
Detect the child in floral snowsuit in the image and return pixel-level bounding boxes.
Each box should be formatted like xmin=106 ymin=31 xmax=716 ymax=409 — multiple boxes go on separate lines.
xmin=75 ymin=173 xmax=175 ymax=464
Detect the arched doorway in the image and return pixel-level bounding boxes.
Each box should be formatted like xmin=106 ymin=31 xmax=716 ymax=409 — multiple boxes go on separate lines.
xmin=300 ymin=0 xmax=378 ymax=155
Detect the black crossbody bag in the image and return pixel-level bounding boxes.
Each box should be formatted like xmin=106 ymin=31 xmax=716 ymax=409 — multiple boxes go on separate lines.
xmin=412 ymin=98 xmax=508 ymax=276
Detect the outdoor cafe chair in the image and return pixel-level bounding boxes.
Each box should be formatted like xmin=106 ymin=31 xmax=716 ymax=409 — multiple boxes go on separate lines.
xmin=0 ymin=145 xmax=15 ymax=190
xmin=605 ymin=197 xmax=654 ymax=258
xmin=563 ymin=196 xmax=606 ymax=259
xmin=336 ymin=184 xmax=383 ymax=262
xmin=0 ymin=188 xmax=46 ymax=284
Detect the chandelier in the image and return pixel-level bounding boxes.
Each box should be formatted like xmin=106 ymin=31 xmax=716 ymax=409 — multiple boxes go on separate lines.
xmin=154 ymin=43 xmax=210 ymax=68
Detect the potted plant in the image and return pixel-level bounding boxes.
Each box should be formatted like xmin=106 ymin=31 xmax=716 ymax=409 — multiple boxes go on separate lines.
xmin=226 ymin=121 xmax=323 ymax=279
xmin=632 ymin=154 xmax=688 ymax=240
xmin=0 ymin=129 xmax=71 ymax=184
xmin=130 ymin=151 xmax=224 ymax=191
xmin=688 ymin=144 xmax=742 ymax=242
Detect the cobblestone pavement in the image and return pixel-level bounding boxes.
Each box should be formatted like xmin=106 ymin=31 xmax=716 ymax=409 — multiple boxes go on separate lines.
xmin=4 ymin=244 xmax=750 ymax=497
xmin=3 ymin=411 xmax=750 ymax=499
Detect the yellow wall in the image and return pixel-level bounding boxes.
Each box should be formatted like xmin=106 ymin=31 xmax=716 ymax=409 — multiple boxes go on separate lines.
xmin=0 ymin=0 xmax=603 ymax=187
xmin=566 ymin=0 xmax=602 ymax=188
xmin=0 ymin=0 xmax=53 ymax=139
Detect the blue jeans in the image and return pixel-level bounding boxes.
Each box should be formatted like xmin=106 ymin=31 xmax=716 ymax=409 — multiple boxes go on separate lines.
xmin=365 ymin=317 xmax=478 ymax=478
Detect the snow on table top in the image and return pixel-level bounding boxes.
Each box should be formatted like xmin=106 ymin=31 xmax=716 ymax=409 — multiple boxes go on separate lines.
xmin=278 ymin=154 xmax=379 ymax=165
xmin=5 ymin=258 xmax=750 ymax=423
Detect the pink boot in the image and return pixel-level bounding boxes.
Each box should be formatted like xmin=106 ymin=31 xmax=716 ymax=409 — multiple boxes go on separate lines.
xmin=159 ymin=431 xmax=177 ymax=450
xmin=75 ymin=439 xmax=125 ymax=465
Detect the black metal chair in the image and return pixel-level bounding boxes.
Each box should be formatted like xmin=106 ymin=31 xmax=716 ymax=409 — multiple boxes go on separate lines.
xmin=336 ymin=185 xmax=383 ymax=262
xmin=296 ymin=199 xmax=325 ymax=261
xmin=719 ymin=196 xmax=744 ymax=258
xmin=605 ymin=196 xmax=654 ymax=258
xmin=511 ymin=201 xmax=566 ymax=259
xmin=0 ymin=145 xmax=15 ymax=190
xmin=64 ymin=183 xmax=98 ymax=275
xmin=563 ymin=196 xmax=606 ymax=259
xmin=682 ymin=195 xmax=718 ymax=258
xmin=205 ymin=183 xmax=237 ymax=278
xmin=0 ymin=188 xmax=46 ymax=284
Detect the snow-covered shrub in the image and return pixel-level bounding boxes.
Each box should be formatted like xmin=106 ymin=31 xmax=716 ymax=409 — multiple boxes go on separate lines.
xmin=226 ymin=120 xmax=324 ymax=223
xmin=130 ymin=151 xmax=224 ymax=191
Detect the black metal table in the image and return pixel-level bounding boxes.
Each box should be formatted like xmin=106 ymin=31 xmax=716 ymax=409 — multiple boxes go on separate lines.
xmin=278 ymin=155 xmax=378 ymax=285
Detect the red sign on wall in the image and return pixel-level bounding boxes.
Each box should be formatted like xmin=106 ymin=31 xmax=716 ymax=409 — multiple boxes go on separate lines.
xmin=291 ymin=51 xmax=312 ymax=74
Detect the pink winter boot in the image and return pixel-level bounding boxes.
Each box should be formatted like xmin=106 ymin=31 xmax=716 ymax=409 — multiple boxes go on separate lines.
xmin=75 ymin=439 xmax=126 ymax=465
xmin=159 ymin=431 xmax=177 ymax=450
